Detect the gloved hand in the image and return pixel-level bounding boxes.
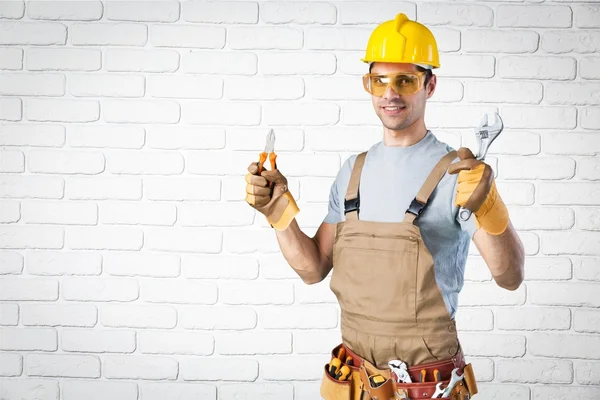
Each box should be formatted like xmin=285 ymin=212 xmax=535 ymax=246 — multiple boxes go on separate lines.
xmin=448 ymin=148 xmax=509 ymax=235
xmin=245 ymin=162 xmax=299 ymax=231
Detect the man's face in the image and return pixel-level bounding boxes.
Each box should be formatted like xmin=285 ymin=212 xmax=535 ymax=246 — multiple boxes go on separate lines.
xmin=369 ymin=62 xmax=435 ymax=131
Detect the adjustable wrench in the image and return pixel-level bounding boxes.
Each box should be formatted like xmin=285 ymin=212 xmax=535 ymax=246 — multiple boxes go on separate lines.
xmin=432 ymin=368 xmax=464 ymax=398
xmin=458 ymin=112 xmax=504 ymax=222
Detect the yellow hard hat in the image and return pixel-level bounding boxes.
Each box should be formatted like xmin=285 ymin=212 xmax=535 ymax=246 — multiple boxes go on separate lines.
xmin=362 ymin=13 xmax=440 ymax=69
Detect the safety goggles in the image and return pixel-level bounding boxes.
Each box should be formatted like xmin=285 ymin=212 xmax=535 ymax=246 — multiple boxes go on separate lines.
xmin=362 ymin=71 xmax=427 ymax=97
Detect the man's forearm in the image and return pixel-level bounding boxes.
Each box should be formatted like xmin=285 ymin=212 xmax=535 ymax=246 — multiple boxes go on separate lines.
xmin=274 ymin=219 xmax=330 ymax=284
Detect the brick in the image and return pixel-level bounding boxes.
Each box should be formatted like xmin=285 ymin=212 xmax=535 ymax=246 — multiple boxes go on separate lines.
xmin=180 ymin=306 xmax=256 ymax=330
xmin=183 ymin=51 xmax=256 ymax=75
xmin=497 ymin=5 xmax=572 ymax=28
xmin=227 ymin=76 xmax=303 ymax=100
xmin=523 ymin=257 xmax=572 ymax=280
xmin=141 ymin=280 xmax=217 ymax=305
xmin=106 ymin=151 xmax=183 ymax=175
xmin=458 ymin=282 xmax=526 ymax=306
xmin=28 ymin=150 xmax=104 ymax=175
xmin=229 ymin=26 xmax=302 ymax=50
xmin=293 ymin=330 xmax=343 ymax=355
xmin=27 ymin=48 xmax=101 ymax=71
xmin=0 ymin=379 xmax=58 ymax=400
xmin=148 ymin=75 xmax=222 ymax=99
xmin=220 ymin=384 xmax=292 ymax=400
xmin=530 ymin=282 xmax=600 ymax=306
xmin=260 ymin=305 xmax=337 ymax=329
xmin=71 ymin=22 xmax=146 ymax=46
xmin=67 ymin=176 xmax=141 ymax=200
xmin=0 ymin=47 xmax=22 ymax=70
xmin=103 ymin=99 xmax=180 ymax=124
xmin=0 ymin=175 xmax=63 ymax=199
xmin=543 ymin=231 xmax=600 ymax=255
xmin=544 ymin=133 xmax=600 ymax=156
xmin=144 ymin=177 xmax=220 ymax=201
xmin=0 ymin=0 xmax=24 ymax=18
xmin=106 ymin=1 xmax=179 ymax=22
xmin=263 ymin=356 xmax=324 ymax=381
xmin=144 ymin=227 xmax=222 ymax=253
xmin=543 ymin=31 xmax=600 ymax=54
xmin=547 ymin=82 xmax=600 ymax=106
xmin=576 ymin=362 xmax=600 ymax=385
xmin=139 ymin=331 xmax=213 ymax=355
xmin=306 ymin=27 xmax=371 ymax=50
xmin=69 ymin=125 xmax=144 ymax=149
xmin=436 ymin=55 xmax=496 ymax=78
xmin=147 ymin=127 xmax=224 ymax=150
xmin=0 ymin=328 xmax=57 ymax=351
xmin=224 ymin=228 xmax=281 ymax=254
xmin=499 ymin=359 xmax=572 ymax=384
xmin=26 ymin=354 xmax=99 ymax=378
xmin=63 ymin=277 xmax=138 ymax=302
xmin=0 ymin=97 xmax=21 ymax=121
xmin=577 ymin=207 xmax=600 ymax=231
xmin=0 ymin=124 xmax=64 ymax=147
xmin=574 ymin=5 xmax=600 ymax=28
xmin=455 ymin=308 xmax=493 ymax=331
xmin=469 ymin=359 xmax=495 ymax=382
xmin=0 ymin=303 xmax=19 ymax=325
xmin=183 ymin=1 xmax=256 ymax=23
xmin=464 ymin=30 xmax=539 ymax=54
xmin=541 ymin=183 xmax=600 ymax=206
xmin=101 ymin=304 xmax=177 ymax=329
xmin=150 ymin=24 xmax=224 ymax=48
xmin=183 ymin=255 xmax=258 ymax=280
xmin=581 ymin=57 xmax=600 ymax=80
xmin=63 ymin=380 xmax=138 ymax=400
xmin=220 ymin=282 xmax=293 ymax=305
xmin=100 ymin=202 xmax=176 ymax=226
xmin=529 ymin=332 xmax=600 ymax=359
xmin=534 ymin=386 xmax=600 ymax=400
xmin=105 ymin=355 xmax=177 ymax=380
xmin=182 ymin=101 xmax=259 ymax=126
xmin=260 ymin=51 xmax=335 ymax=75
xmin=26 ymin=250 xmax=101 ymax=276
xmin=22 ymin=304 xmax=97 ymax=327
xmin=263 ymin=2 xmax=336 ymax=24
xmin=67 ymin=227 xmax=143 ymax=251
xmin=305 ymin=77 xmax=365 ymax=101
xmin=420 ymin=3 xmax=493 ymax=26
xmin=498 ymin=55 xmax=575 ymax=80
xmin=0 ymin=353 xmax=22 ymax=376
xmin=502 ymin=106 xmax=577 ymax=129
xmin=26 ymin=98 xmax=99 ymax=123
xmin=335 ymin=51 xmax=366 ymax=76
xmin=497 ymin=307 xmax=571 ymax=331
xmin=0 ymin=226 xmax=63 ymax=250
xmin=104 ymin=252 xmax=179 ymax=278
xmin=181 ymin=358 xmax=257 ymax=381
xmin=140 ymin=383 xmax=216 ymax=400
xmin=69 ymin=73 xmax=145 ymax=98
xmin=460 ymin=333 xmax=526 ymax=357
xmin=431 ymin=79 xmax=463 ymax=103
xmin=576 ymin=258 xmax=600 ymax=281
xmin=574 ymin=309 xmax=600 ymax=333
xmin=520 ymin=232 xmax=541 ymax=255
xmin=62 ymin=328 xmax=135 ymax=353
xmin=500 ymin=157 xmax=575 ymax=180
xmin=0 ymin=21 xmax=65 ymax=45
xmin=0 ymin=251 xmax=22 ymax=274
xmin=0 ymin=73 xmax=64 ymax=96
xmin=0 ymin=150 xmax=24 ymax=173
xmin=466 ymin=81 xmax=541 ymax=104
xmin=578 ymin=158 xmax=600 ymax=181
xmin=27 ymin=1 xmax=102 ymax=20
xmin=105 ymin=48 xmax=179 ymax=73
xmin=217 ymin=331 xmax=291 ymax=355
xmin=426 ymin=104 xmax=498 ymax=129
xmin=178 ymin=203 xmax=254 ymax=227
xmin=264 ymin=102 xmax=339 ymax=126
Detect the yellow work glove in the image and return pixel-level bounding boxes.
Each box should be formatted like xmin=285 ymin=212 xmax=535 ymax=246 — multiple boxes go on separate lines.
xmin=245 ymin=162 xmax=299 ymax=231
xmin=448 ymin=148 xmax=509 ymax=235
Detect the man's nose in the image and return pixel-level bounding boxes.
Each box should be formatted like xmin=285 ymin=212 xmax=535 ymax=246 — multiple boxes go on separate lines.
xmin=382 ymin=85 xmax=401 ymax=100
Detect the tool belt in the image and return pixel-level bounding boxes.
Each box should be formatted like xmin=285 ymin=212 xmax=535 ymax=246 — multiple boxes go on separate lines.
xmin=321 ymin=343 xmax=478 ymax=400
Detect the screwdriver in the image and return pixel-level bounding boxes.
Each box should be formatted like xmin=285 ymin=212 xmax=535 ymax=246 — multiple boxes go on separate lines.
xmin=336 ymin=365 xmax=351 ymax=381
xmin=434 ymin=369 xmax=441 ymax=382
xmin=329 ymin=358 xmax=342 ymax=378
xmin=420 ymin=369 xmax=426 ymax=382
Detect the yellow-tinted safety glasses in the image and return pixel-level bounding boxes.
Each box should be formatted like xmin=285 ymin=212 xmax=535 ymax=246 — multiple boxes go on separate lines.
xmin=362 ymin=71 xmax=427 ymax=97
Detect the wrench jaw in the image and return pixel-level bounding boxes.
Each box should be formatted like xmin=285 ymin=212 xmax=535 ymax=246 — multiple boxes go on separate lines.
xmin=475 ymin=112 xmax=504 ymax=161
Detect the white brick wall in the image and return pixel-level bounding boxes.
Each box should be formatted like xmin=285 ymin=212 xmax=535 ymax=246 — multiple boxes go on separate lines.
xmin=0 ymin=1 xmax=599 ymax=399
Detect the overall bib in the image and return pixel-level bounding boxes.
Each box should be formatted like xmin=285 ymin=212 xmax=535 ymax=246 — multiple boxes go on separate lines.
xmin=321 ymin=150 xmax=478 ymax=399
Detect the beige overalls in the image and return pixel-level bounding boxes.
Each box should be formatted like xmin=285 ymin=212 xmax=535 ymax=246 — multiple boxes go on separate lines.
xmin=321 ymin=150 xmax=477 ymax=399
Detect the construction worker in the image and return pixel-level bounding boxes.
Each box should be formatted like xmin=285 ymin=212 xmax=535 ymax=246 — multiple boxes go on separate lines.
xmin=245 ymin=13 xmax=524 ymax=399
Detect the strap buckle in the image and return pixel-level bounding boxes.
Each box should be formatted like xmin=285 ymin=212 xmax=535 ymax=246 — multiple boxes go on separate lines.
xmin=406 ymin=198 xmax=426 ymax=217
xmin=344 ymin=197 xmax=360 ymax=214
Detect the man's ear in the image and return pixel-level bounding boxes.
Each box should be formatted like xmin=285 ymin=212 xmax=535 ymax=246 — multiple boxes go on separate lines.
xmin=426 ymin=74 xmax=437 ymax=99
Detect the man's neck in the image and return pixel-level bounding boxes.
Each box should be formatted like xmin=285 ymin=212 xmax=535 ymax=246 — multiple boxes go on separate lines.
xmin=382 ymin=120 xmax=428 ymax=147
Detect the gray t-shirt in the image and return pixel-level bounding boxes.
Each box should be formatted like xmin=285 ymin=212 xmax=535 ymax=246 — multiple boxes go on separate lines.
xmin=324 ymin=130 xmax=477 ymax=319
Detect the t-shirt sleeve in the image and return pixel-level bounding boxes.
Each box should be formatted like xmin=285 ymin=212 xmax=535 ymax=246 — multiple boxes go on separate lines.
xmin=323 ymin=177 xmax=341 ymax=224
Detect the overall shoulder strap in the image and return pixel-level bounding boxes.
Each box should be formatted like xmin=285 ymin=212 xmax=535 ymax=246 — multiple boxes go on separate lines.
xmin=344 ymin=152 xmax=367 ymax=221
xmin=403 ymin=150 xmax=458 ymax=224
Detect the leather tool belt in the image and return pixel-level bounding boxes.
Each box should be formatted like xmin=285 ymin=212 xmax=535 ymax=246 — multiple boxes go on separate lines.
xmin=321 ymin=343 xmax=479 ymax=400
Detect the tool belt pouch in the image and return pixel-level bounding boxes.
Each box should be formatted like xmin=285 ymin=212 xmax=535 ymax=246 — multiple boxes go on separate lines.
xmin=358 ymin=362 xmax=395 ymax=400
xmin=320 ymin=344 xmax=363 ymax=400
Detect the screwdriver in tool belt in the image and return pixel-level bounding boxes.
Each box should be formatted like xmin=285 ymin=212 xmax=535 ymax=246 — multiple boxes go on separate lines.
xmin=434 ymin=369 xmax=441 ymax=382
xmin=329 ymin=358 xmax=342 ymax=378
